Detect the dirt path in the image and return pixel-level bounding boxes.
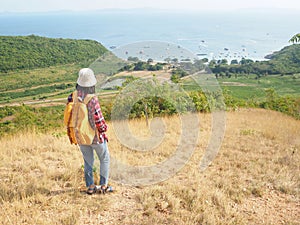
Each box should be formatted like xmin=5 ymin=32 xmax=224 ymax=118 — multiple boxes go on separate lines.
xmin=0 ymin=81 xmax=74 ymax=94
xmin=0 ymin=91 xmax=118 ymax=108
xmin=222 ymin=81 xmax=255 ymax=86
xmin=115 ymin=70 xmax=171 ymax=80
xmin=0 ymin=97 xmax=67 ymax=108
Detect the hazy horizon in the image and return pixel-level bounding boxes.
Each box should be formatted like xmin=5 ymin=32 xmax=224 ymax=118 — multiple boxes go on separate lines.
xmin=1 ymin=0 xmax=300 ymax=13
xmin=1 ymin=7 xmax=300 ymax=15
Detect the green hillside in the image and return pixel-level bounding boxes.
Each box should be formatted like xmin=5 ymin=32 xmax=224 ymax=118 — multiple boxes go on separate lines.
xmin=0 ymin=35 xmax=107 ymax=72
xmin=264 ymin=44 xmax=300 ymax=74
xmin=0 ymin=36 xmax=299 ymax=136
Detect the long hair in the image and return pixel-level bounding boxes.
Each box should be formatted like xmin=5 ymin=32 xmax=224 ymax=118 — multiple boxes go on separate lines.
xmin=76 ymin=84 xmax=95 ymax=94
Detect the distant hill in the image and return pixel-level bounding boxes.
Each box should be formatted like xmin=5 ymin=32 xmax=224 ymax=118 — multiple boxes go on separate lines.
xmin=0 ymin=35 xmax=107 ymax=72
xmin=264 ymin=44 xmax=300 ymax=74
xmin=265 ymin=44 xmax=300 ymax=61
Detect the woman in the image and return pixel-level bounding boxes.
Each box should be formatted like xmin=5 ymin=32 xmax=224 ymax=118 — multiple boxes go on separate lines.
xmin=67 ymin=68 xmax=110 ymax=195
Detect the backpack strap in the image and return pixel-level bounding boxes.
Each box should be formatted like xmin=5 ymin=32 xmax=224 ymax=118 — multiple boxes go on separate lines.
xmin=83 ymin=93 xmax=97 ymax=141
xmin=83 ymin=94 xmax=96 ymax=105
xmin=72 ymin=90 xmax=78 ymax=103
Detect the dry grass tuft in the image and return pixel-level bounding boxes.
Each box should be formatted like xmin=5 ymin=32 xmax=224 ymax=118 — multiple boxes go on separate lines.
xmin=0 ymin=108 xmax=299 ymax=224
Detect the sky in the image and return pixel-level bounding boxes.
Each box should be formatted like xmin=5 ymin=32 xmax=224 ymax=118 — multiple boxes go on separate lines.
xmin=1 ymin=0 xmax=300 ymax=13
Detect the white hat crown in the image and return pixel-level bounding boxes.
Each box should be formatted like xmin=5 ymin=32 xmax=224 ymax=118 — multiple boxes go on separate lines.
xmin=77 ymin=68 xmax=97 ymax=87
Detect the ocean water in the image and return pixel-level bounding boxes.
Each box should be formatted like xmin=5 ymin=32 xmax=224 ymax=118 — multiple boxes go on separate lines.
xmin=0 ymin=9 xmax=299 ymax=61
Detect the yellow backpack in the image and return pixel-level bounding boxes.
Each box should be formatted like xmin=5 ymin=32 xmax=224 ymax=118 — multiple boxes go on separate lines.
xmin=64 ymin=91 xmax=96 ymax=145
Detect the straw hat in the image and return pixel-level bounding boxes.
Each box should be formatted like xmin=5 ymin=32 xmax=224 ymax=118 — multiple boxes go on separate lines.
xmin=77 ymin=68 xmax=97 ymax=87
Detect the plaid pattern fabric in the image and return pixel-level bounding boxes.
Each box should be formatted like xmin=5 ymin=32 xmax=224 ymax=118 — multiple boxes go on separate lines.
xmin=68 ymin=90 xmax=108 ymax=144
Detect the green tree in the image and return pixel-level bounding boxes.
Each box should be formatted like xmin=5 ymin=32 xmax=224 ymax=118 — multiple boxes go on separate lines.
xmin=240 ymin=58 xmax=254 ymax=65
xmin=289 ymin=33 xmax=300 ymax=44
xmin=171 ymin=74 xmax=180 ymax=83
xmin=133 ymin=61 xmax=146 ymax=70
xmin=230 ymin=59 xmax=239 ymax=65
xmin=201 ymin=58 xmax=209 ymax=63
xmin=127 ymin=56 xmax=139 ymax=62
xmin=171 ymin=58 xmax=179 ymax=64
xmin=164 ymin=57 xmax=171 ymax=63
xmin=147 ymin=58 xmax=153 ymax=64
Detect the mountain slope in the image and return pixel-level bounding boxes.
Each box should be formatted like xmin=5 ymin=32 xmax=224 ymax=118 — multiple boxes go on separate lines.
xmin=264 ymin=44 xmax=300 ymax=74
xmin=0 ymin=109 xmax=299 ymax=224
xmin=0 ymin=35 xmax=107 ymax=72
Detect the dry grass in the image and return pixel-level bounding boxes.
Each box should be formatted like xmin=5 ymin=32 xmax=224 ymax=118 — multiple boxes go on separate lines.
xmin=115 ymin=70 xmax=171 ymax=80
xmin=0 ymin=109 xmax=299 ymax=224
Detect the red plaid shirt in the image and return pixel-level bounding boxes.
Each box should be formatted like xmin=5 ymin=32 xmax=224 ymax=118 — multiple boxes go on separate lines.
xmin=68 ymin=91 xmax=108 ymax=144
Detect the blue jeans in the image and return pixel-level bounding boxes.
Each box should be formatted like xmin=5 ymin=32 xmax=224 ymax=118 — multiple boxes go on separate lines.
xmin=79 ymin=141 xmax=110 ymax=187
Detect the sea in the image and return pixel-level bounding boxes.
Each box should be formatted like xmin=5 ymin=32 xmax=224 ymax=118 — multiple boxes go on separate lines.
xmin=0 ymin=9 xmax=299 ymax=62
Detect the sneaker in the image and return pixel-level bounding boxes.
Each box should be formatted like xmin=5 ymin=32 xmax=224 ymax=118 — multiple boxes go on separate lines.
xmin=96 ymin=185 xmax=113 ymax=194
xmin=86 ymin=185 xmax=97 ymax=195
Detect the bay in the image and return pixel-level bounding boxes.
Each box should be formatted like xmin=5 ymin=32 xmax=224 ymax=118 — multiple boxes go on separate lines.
xmin=0 ymin=9 xmax=299 ymax=61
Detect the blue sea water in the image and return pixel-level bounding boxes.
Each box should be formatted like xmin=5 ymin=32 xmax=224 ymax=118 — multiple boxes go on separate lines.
xmin=0 ymin=9 xmax=299 ymax=61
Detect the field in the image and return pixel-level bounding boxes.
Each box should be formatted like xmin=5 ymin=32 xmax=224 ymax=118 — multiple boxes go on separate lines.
xmin=1 ymin=65 xmax=300 ymax=107
xmin=182 ymin=73 xmax=300 ymax=100
xmin=0 ymin=64 xmax=80 ymax=104
xmin=0 ymin=109 xmax=299 ymax=224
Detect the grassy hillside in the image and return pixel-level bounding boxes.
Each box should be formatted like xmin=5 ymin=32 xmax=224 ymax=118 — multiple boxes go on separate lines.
xmin=1 ymin=70 xmax=299 ymax=137
xmin=0 ymin=109 xmax=299 ymax=224
xmin=266 ymin=43 xmax=300 ymax=61
xmin=0 ymin=35 xmax=107 ymax=72
xmin=0 ymin=36 xmax=108 ymax=104
xmin=264 ymin=44 xmax=300 ymax=74
xmin=0 ymin=36 xmax=299 ymax=138
xmin=0 ymin=64 xmax=81 ymax=104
